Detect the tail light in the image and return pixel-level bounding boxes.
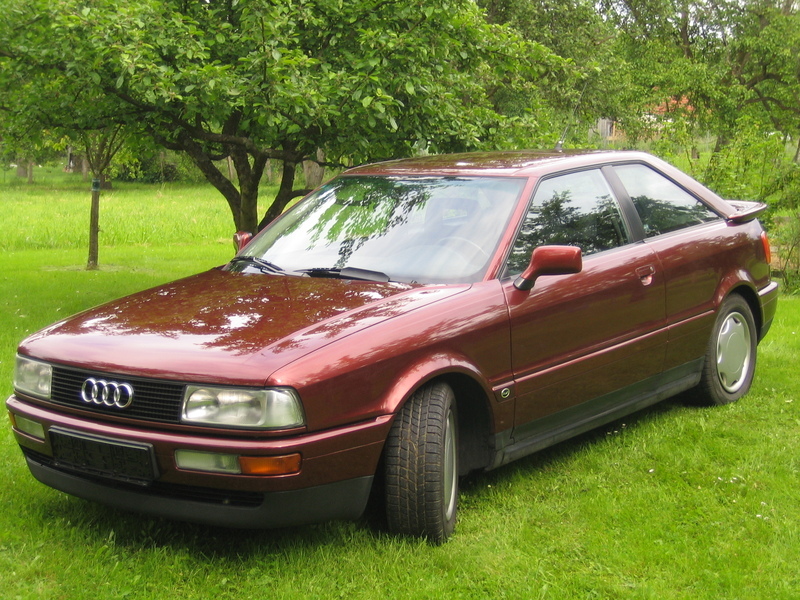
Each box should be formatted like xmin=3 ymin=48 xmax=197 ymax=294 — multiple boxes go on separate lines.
xmin=761 ymin=231 xmax=772 ymax=265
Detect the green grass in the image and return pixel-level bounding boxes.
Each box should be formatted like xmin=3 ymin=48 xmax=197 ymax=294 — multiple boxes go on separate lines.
xmin=1 ymin=170 xmax=799 ymax=599
xmin=0 ymin=166 xmax=240 ymax=251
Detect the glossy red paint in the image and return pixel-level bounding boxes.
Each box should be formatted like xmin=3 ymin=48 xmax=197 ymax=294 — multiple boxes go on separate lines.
xmin=6 ymin=150 xmax=779 ymax=539
xmin=272 ymin=280 xmax=512 ymax=431
xmin=19 ymin=270 xmax=450 ymax=388
xmin=514 ymin=245 xmax=582 ymax=290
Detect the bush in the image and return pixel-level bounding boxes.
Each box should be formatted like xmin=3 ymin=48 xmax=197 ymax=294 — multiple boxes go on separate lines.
xmin=113 ymin=152 xmax=181 ymax=183
xmin=770 ymin=213 xmax=800 ymax=294
xmin=702 ymin=120 xmax=788 ymax=203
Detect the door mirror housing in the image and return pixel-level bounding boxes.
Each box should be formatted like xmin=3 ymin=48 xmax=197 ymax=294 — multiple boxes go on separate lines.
xmin=233 ymin=231 xmax=254 ymax=253
xmin=514 ymin=245 xmax=582 ymax=291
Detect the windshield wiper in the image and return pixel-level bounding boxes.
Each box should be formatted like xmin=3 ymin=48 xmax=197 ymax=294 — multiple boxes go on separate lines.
xmin=229 ymin=256 xmax=290 ymax=275
xmin=299 ymin=267 xmax=391 ymax=283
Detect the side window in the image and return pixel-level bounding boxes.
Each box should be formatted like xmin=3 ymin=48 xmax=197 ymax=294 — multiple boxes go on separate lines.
xmin=614 ymin=164 xmax=720 ymax=237
xmin=506 ymin=169 xmax=629 ymax=275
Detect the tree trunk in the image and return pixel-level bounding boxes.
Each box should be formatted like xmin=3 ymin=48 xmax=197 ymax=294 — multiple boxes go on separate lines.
xmin=713 ymin=134 xmax=731 ymax=154
xmin=179 ymin=137 xmax=248 ymax=232
xmin=303 ymin=149 xmax=325 ymax=190
xmin=258 ymin=159 xmax=300 ymax=230
xmin=229 ymin=145 xmax=268 ymax=234
xmin=237 ymin=168 xmax=263 ymax=234
xmin=87 ymin=180 xmax=101 ymax=270
xmin=170 ymin=133 xmax=301 ymax=234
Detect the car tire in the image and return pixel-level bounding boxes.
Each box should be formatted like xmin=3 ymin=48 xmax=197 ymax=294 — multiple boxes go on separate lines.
xmin=384 ymin=381 xmax=458 ymax=544
xmin=695 ymin=294 xmax=758 ymax=406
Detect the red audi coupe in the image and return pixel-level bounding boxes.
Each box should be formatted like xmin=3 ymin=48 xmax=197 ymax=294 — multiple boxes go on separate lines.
xmin=7 ymin=151 xmax=778 ymax=543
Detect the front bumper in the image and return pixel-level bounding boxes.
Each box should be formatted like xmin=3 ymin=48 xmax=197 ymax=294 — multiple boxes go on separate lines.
xmin=7 ymin=395 xmax=392 ymax=528
xmin=25 ymin=456 xmax=373 ymax=528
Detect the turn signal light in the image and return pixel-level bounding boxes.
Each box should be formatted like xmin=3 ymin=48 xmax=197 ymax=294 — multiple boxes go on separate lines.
xmin=239 ymin=454 xmax=302 ymax=476
xmin=9 ymin=413 xmax=46 ymax=440
xmin=175 ymin=449 xmax=302 ymax=476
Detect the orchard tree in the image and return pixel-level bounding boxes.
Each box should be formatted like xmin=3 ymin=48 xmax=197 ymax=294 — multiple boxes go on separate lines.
xmin=480 ymin=0 xmax=630 ymax=144
xmin=2 ymin=0 xmax=559 ymax=233
xmin=1 ymin=8 xmax=134 ymax=269
xmin=81 ymin=126 xmax=127 ymax=270
xmin=601 ymin=0 xmax=800 ymax=149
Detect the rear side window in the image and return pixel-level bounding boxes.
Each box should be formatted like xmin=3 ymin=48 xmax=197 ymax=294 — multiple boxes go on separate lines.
xmin=506 ymin=169 xmax=629 ymax=274
xmin=614 ymin=164 xmax=719 ymax=237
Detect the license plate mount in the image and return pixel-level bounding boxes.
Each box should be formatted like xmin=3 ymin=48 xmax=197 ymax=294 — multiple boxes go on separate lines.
xmin=49 ymin=428 xmax=158 ymax=486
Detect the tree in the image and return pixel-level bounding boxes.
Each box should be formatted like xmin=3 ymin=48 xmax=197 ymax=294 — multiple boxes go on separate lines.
xmin=601 ymin=0 xmax=800 ymax=149
xmin=1 ymin=0 xmax=559 ymax=233
xmin=81 ymin=126 xmax=127 ymax=270
xmin=480 ymin=0 xmax=629 ymax=139
xmin=1 ymin=3 xmax=135 ymax=269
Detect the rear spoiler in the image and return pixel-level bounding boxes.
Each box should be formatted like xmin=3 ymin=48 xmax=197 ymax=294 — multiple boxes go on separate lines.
xmin=725 ymin=200 xmax=768 ymax=224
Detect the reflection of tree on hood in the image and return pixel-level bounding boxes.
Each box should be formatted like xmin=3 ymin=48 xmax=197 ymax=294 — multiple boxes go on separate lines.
xmin=46 ymin=271 xmax=411 ymax=357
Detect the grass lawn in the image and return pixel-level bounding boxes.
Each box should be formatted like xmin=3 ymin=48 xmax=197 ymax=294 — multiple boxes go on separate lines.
xmin=1 ymin=168 xmax=798 ymax=599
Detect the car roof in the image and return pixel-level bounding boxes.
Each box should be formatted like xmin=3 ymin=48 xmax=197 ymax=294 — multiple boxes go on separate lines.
xmin=344 ymin=150 xmax=652 ymax=178
xmin=343 ymin=149 xmax=746 ymax=218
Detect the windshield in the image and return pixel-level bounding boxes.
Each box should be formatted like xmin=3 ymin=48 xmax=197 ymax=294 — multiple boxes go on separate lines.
xmin=233 ymin=175 xmax=526 ymax=284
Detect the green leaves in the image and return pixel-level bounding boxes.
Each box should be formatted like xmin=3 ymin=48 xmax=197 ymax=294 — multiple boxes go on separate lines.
xmin=2 ymin=0 xmax=557 ymax=231
xmin=607 ymin=0 xmax=800 ymax=146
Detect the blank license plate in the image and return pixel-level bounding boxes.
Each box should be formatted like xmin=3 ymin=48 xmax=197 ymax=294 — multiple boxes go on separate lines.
xmin=50 ymin=428 xmax=158 ymax=485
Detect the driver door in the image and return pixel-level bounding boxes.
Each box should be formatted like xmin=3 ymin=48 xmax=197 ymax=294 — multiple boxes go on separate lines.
xmin=503 ymin=168 xmax=667 ymax=440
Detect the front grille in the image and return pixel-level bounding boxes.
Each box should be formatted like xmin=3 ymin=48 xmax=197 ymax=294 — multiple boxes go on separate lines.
xmin=49 ymin=365 xmax=184 ymax=424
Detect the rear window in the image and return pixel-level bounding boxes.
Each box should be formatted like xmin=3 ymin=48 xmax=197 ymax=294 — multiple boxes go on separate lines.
xmin=614 ymin=164 xmax=720 ymax=237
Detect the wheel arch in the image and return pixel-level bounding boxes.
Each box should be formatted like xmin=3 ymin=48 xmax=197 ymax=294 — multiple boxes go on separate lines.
xmin=381 ymin=357 xmax=497 ymax=476
xmin=718 ymin=280 xmax=763 ymax=340
xmin=436 ymin=372 xmax=495 ymax=476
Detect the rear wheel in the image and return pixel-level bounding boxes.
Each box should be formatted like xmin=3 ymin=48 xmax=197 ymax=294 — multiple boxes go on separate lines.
xmin=384 ymin=381 xmax=458 ymax=544
xmin=695 ymin=294 xmax=757 ymax=405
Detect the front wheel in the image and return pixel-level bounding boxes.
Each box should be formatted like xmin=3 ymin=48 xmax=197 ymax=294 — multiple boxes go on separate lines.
xmin=384 ymin=381 xmax=458 ymax=544
xmin=695 ymin=294 xmax=757 ymax=405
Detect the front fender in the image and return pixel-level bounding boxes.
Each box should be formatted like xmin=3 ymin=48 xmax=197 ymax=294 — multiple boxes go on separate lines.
xmin=270 ymin=281 xmax=512 ymax=433
xmin=376 ymin=351 xmax=495 ymax=417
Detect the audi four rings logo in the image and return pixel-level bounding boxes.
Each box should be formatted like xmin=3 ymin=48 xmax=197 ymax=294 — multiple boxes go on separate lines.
xmin=80 ymin=378 xmax=134 ymax=409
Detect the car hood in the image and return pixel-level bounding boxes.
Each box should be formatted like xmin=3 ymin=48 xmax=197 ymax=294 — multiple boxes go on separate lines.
xmin=20 ymin=269 xmax=467 ymax=386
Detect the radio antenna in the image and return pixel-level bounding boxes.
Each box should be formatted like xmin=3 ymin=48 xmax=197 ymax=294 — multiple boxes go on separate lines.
xmin=554 ymin=79 xmax=589 ymax=151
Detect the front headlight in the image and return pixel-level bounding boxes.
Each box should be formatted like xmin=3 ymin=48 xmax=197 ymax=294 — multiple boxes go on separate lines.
xmin=13 ymin=355 xmax=52 ymax=400
xmin=181 ymin=385 xmax=305 ymax=429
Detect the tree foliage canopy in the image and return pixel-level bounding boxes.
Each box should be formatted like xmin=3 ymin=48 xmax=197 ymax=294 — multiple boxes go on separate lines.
xmin=1 ymin=0 xmax=561 ymax=232
xmin=602 ymin=0 xmax=800 ymax=140
xmin=3 ymin=0 xmax=800 ymax=236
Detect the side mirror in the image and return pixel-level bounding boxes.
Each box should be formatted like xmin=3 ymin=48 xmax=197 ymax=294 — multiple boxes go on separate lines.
xmin=514 ymin=245 xmax=582 ymax=291
xmin=233 ymin=231 xmax=253 ymax=253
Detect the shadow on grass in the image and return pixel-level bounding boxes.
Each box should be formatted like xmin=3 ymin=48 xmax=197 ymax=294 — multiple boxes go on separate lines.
xmin=26 ymin=394 xmax=706 ymax=556
xmin=458 ymin=394 xmax=698 ymax=500
xmin=35 ymin=491 xmax=371 ymax=559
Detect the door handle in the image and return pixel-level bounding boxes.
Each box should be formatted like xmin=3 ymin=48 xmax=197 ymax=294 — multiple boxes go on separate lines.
xmin=636 ymin=265 xmax=655 ymax=286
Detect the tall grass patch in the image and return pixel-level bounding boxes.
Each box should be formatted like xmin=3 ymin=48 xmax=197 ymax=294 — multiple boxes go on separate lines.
xmin=1 ymin=167 xmax=279 ymax=251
